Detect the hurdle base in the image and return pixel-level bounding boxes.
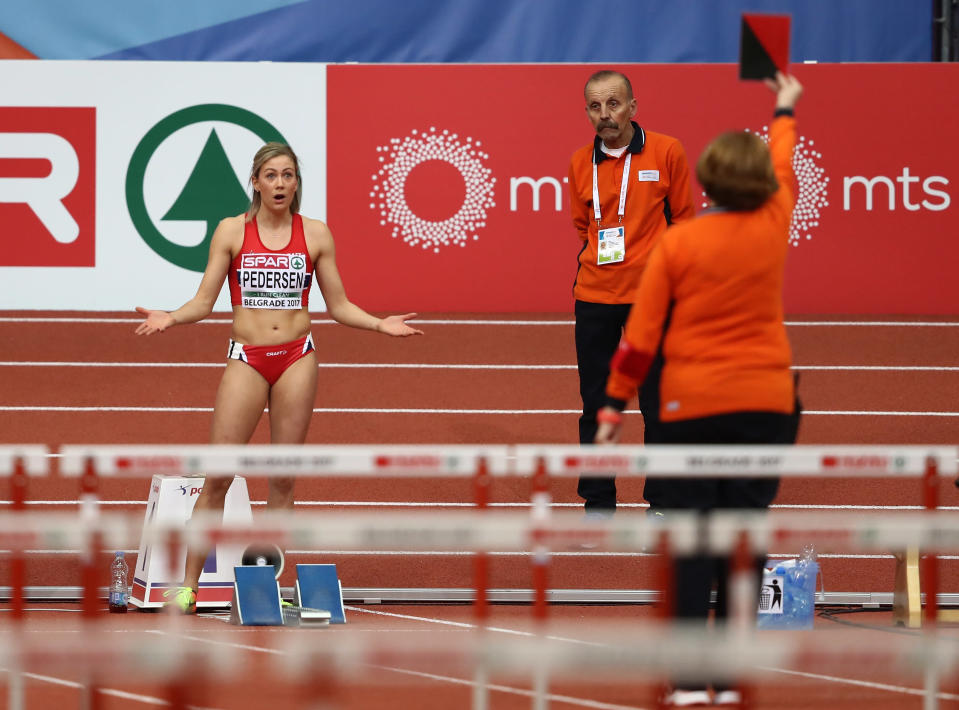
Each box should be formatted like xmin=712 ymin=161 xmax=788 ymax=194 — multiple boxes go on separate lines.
xmin=892 ymin=547 xmax=921 ymax=628
xmin=893 ymin=547 xmax=959 ymax=627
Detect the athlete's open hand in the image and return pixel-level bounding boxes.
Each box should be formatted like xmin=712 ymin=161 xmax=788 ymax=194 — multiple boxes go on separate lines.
xmin=377 ymin=313 xmax=424 ymax=337
xmin=134 ymin=306 xmax=176 ymax=335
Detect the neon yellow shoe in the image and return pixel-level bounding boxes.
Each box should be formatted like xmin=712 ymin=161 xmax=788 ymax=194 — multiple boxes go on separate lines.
xmin=163 ymin=586 xmax=197 ymax=614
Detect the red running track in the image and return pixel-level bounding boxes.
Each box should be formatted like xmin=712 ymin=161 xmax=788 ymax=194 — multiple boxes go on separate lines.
xmin=1 ymin=312 xmax=958 ymax=595
xmin=2 ymin=312 xmax=959 ymax=710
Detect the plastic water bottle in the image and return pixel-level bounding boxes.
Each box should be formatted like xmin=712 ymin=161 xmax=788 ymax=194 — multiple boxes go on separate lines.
xmin=109 ymin=551 xmax=129 ymax=613
xmin=792 ymin=544 xmax=819 ymax=627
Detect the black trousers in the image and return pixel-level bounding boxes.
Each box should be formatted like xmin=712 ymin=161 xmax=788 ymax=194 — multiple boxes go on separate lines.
xmin=648 ymin=406 xmax=801 ymax=691
xmin=574 ymin=300 xmax=663 ymax=511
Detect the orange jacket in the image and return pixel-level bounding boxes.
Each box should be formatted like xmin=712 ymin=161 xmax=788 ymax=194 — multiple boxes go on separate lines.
xmin=568 ymin=123 xmax=695 ymax=304
xmin=606 ymin=115 xmax=797 ymax=421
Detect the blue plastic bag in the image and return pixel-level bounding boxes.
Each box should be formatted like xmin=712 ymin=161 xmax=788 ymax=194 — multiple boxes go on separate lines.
xmin=757 ymin=558 xmax=819 ymax=630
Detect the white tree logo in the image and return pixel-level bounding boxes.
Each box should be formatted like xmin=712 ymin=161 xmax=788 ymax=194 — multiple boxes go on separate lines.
xmin=371 ymin=127 xmax=496 ymax=253
xmin=700 ymin=128 xmax=829 ymax=247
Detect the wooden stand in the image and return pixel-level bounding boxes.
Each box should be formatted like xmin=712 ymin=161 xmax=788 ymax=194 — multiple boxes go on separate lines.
xmin=892 ymin=548 xmax=921 ymax=628
xmin=893 ymin=547 xmax=959 ymax=627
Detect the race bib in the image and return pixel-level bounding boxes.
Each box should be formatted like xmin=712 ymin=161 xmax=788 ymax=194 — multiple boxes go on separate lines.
xmin=236 ymin=252 xmax=311 ymax=309
xmin=597 ymin=226 xmax=625 ymax=265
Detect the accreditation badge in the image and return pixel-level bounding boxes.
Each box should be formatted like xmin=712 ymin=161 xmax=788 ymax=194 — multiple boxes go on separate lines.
xmin=597 ymin=226 xmax=625 ymax=265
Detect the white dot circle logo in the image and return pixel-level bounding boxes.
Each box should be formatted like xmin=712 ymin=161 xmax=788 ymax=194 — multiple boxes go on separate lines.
xmin=371 ymin=127 xmax=496 ymax=253
xmin=700 ymin=128 xmax=829 ymax=247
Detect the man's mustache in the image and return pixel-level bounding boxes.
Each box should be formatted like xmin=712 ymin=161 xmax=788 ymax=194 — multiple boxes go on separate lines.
xmin=596 ymin=121 xmax=617 ymax=131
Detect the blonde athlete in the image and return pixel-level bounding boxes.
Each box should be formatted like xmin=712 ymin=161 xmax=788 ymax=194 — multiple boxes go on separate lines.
xmin=135 ymin=142 xmax=422 ymax=613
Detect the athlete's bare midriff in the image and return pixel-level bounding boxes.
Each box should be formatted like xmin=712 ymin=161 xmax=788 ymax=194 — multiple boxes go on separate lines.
xmin=229 ymin=305 xmax=313 ymax=346
xmin=226 ymin=212 xmax=318 ymax=346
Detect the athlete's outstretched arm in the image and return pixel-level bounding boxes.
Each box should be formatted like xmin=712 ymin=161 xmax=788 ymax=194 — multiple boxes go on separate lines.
xmin=310 ymin=219 xmax=423 ymax=337
xmin=134 ymin=216 xmax=238 ymax=335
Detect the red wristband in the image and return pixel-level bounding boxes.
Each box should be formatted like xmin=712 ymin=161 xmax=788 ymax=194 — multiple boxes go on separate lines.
xmin=596 ymin=409 xmax=623 ymax=425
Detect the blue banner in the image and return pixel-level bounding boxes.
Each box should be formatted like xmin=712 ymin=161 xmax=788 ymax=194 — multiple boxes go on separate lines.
xmin=1 ymin=0 xmax=933 ymax=63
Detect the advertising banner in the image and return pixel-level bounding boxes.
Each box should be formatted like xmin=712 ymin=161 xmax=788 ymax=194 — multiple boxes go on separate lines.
xmin=2 ymin=62 xmax=955 ymax=314
xmin=327 ymin=63 xmax=958 ymax=314
xmin=0 ymin=60 xmax=326 ymax=311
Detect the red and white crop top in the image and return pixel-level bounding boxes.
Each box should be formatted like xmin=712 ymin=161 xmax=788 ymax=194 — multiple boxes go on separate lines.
xmin=229 ymin=214 xmax=312 ymax=310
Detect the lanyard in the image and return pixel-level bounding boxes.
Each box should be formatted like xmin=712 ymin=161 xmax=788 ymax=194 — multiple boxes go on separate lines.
xmin=592 ymin=152 xmax=631 ymax=227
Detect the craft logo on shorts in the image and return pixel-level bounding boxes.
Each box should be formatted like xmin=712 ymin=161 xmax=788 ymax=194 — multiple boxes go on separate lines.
xmin=126 ymin=104 xmax=286 ymax=272
xmin=0 ymin=107 xmax=96 ymax=266
xmin=371 ymin=127 xmax=496 ymax=254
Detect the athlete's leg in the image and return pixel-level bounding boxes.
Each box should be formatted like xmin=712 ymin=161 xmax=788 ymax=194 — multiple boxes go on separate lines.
xmin=181 ymin=360 xmax=270 ymax=593
xmin=265 ymin=352 xmax=318 ymax=509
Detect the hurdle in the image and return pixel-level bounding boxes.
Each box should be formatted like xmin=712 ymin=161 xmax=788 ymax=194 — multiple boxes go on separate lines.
xmin=7 ymin=442 xmax=953 ymax=709
xmin=6 ymin=503 xmax=959 ymax=708
xmin=0 ymin=446 xmax=49 ymax=622
xmin=55 ymin=443 xmax=959 ymax=616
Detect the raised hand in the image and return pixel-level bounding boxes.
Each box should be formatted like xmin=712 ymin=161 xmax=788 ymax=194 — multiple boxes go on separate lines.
xmin=765 ymin=71 xmax=803 ymax=111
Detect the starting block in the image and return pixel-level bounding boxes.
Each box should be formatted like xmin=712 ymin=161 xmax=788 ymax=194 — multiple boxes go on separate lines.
xmin=293 ymin=564 xmax=346 ymax=624
xmin=230 ymin=563 xmax=341 ymax=627
xmin=230 ymin=566 xmax=284 ymax=626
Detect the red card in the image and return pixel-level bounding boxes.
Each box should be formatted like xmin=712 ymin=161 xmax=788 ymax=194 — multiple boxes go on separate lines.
xmin=740 ymin=13 xmax=791 ymax=80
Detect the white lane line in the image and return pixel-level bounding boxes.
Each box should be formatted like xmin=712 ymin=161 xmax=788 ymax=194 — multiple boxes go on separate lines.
xmin=759 ymin=665 xmax=959 ymax=702
xmin=5 ymin=500 xmax=954 ymax=512
xmin=5 ymin=405 xmax=959 ymax=416
xmin=0 ymin=667 xmax=223 ymax=709
xmin=147 ymin=627 xmax=637 ymax=709
xmin=0 ymin=317 xmax=573 ymax=326
xmin=364 ymin=664 xmax=646 ymax=710
xmin=347 ymin=608 xmax=955 ymax=704
xmin=785 ymin=321 xmax=959 ymax=327
xmin=5 ymin=316 xmax=959 ymax=327
xmin=4 ymin=548 xmax=956 ymax=560
xmin=5 ymin=361 xmax=959 ymax=372
xmin=0 ymin=361 xmax=575 ymax=369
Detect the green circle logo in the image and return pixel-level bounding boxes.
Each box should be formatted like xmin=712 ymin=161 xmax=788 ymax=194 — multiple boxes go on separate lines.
xmin=126 ymin=104 xmax=285 ymax=272
xmin=291 ymin=255 xmax=305 ymax=270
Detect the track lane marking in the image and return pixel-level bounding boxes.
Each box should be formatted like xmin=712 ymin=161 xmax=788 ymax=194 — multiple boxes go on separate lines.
xmin=146 ymin=627 xmax=643 ymax=710
xmin=5 ymin=500 xmax=955 ymax=512
xmin=0 ymin=667 xmax=223 ymax=708
xmin=347 ymin=607 xmax=959 ymax=704
xmin=5 ymin=405 xmax=959 ymax=416
xmin=758 ymin=666 xmax=959 ymax=702
xmin=5 ymin=360 xmax=959 ymax=372
xmin=6 ymin=316 xmax=959 ymax=326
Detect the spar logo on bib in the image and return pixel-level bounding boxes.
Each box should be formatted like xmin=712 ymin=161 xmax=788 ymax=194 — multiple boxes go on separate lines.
xmin=237 ymin=251 xmax=310 ymax=309
xmin=126 ymin=104 xmax=286 ymax=272
xmin=241 ymin=254 xmax=301 ymax=269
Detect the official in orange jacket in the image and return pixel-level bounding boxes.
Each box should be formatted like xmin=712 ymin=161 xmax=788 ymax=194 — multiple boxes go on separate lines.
xmin=568 ymin=70 xmax=695 ymax=515
xmin=595 ymin=73 xmax=804 ymax=706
